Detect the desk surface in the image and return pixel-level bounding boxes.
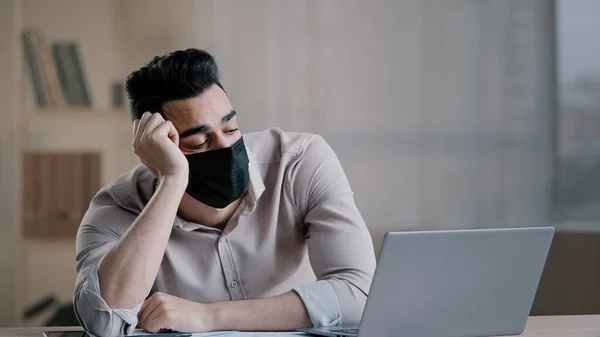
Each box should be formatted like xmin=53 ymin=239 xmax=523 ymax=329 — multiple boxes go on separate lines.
xmin=1 ymin=315 xmax=599 ymax=337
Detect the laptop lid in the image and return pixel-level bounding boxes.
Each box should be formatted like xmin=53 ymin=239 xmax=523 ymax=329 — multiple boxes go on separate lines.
xmin=358 ymin=227 xmax=554 ymax=337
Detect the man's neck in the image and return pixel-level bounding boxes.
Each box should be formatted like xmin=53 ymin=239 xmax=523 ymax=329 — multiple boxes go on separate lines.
xmin=178 ymin=195 xmax=243 ymax=229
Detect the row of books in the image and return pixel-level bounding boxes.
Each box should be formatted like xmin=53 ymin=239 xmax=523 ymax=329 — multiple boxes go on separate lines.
xmin=22 ymin=152 xmax=101 ymax=238
xmin=22 ymin=29 xmax=92 ymax=108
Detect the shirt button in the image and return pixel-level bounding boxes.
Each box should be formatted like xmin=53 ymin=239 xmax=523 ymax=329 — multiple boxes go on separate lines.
xmin=219 ymin=238 xmax=224 ymax=243
xmin=230 ymin=280 xmax=239 ymax=288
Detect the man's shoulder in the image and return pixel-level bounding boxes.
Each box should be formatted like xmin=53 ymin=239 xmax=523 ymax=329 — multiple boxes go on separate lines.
xmin=97 ymin=164 xmax=155 ymax=213
xmin=243 ymin=127 xmax=324 ymax=165
xmin=79 ymin=165 xmax=153 ymax=235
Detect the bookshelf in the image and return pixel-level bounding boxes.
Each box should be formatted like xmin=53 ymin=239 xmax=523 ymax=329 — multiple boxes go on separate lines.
xmin=2 ymin=0 xmax=188 ymax=326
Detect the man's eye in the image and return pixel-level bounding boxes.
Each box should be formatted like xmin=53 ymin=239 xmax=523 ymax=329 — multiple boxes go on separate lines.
xmin=224 ymin=128 xmax=239 ymax=134
xmin=189 ymin=141 xmax=207 ymax=150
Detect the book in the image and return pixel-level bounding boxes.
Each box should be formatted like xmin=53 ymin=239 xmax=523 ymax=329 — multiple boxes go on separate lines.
xmin=22 ymin=30 xmax=46 ymax=107
xmin=68 ymin=42 xmax=92 ymax=107
xmin=52 ymin=44 xmax=76 ymax=106
xmin=52 ymin=42 xmax=92 ymax=107
xmin=31 ymin=30 xmax=65 ymax=107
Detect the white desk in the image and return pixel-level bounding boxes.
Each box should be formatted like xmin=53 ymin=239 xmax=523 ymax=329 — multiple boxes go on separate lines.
xmin=1 ymin=315 xmax=599 ymax=337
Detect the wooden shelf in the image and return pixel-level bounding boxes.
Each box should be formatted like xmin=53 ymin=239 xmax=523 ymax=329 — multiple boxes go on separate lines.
xmin=25 ymin=107 xmax=134 ymax=152
xmin=27 ymin=107 xmax=130 ymax=120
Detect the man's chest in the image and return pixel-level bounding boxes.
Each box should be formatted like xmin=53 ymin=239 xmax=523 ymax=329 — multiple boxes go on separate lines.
xmin=153 ymin=214 xmax=315 ymax=303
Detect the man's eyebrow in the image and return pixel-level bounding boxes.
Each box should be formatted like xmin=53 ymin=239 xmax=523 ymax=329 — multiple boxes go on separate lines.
xmin=180 ymin=124 xmax=211 ymax=138
xmin=178 ymin=111 xmax=236 ymax=138
xmin=222 ymin=110 xmax=237 ymax=123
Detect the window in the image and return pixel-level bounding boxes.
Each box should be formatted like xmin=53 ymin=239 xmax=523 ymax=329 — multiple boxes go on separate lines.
xmin=554 ymin=0 xmax=600 ymax=222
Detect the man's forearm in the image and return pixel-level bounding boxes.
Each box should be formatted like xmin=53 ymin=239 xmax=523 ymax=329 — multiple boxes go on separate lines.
xmin=211 ymin=292 xmax=312 ymax=331
xmin=98 ymin=174 xmax=187 ymax=309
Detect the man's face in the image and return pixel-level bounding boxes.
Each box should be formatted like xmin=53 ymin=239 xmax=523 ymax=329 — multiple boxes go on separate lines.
xmin=163 ymin=84 xmax=241 ymax=154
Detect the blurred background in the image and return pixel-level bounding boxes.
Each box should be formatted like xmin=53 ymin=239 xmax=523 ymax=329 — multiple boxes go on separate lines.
xmin=0 ymin=0 xmax=598 ymax=328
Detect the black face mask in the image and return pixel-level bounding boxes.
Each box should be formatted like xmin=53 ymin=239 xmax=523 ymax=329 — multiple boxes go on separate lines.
xmin=185 ymin=137 xmax=250 ymax=209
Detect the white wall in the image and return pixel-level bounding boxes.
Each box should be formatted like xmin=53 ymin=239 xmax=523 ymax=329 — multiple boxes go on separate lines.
xmin=0 ymin=0 xmax=22 ymax=326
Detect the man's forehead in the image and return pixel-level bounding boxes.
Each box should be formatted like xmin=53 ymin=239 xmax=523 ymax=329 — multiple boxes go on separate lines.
xmin=164 ymin=99 xmax=202 ymax=114
xmin=164 ymin=98 xmax=231 ymax=122
xmin=164 ymin=97 xmax=208 ymax=118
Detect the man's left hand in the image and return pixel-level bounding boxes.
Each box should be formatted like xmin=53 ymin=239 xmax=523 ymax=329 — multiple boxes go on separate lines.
xmin=138 ymin=292 xmax=215 ymax=333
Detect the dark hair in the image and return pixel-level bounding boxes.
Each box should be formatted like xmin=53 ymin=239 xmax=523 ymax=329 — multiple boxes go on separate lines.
xmin=125 ymin=48 xmax=224 ymax=121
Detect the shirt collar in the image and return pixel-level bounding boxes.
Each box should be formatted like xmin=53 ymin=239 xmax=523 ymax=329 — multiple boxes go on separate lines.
xmin=174 ymin=145 xmax=265 ymax=232
xmin=242 ymin=146 xmax=266 ymax=214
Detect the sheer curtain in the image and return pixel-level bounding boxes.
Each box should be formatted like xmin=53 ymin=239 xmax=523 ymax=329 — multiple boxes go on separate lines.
xmin=202 ymin=0 xmax=555 ymax=249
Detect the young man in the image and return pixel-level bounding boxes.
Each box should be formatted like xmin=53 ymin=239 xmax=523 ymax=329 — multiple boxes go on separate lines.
xmin=74 ymin=49 xmax=375 ymax=337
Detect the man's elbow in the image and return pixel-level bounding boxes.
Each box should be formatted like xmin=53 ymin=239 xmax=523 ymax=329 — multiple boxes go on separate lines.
xmin=73 ymin=295 xmax=112 ymax=337
xmin=327 ymin=278 xmax=370 ymax=326
xmin=74 ymin=290 xmax=135 ymax=337
xmin=340 ymin=290 xmax=368 ymax=326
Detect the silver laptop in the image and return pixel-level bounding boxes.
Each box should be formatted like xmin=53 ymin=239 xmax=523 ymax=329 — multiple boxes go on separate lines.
xmin=298 ymin=226 xmax=554 ymax=337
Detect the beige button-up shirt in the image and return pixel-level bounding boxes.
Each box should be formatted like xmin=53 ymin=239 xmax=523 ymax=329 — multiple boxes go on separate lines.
xmin=74 ymin=128 xmax=376 ymax=337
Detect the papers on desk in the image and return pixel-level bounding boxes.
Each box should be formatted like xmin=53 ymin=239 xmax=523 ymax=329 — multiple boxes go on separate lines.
xmin=126 ymin=330 xmax=307 ymax=337
xmin=192 ymin=332 xmax=307 ymax=337
xmin=127 ymin=333 xmax=189 ymax=337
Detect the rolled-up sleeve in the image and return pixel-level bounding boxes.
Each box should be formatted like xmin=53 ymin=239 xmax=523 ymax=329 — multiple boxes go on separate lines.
xmin=289 ymin=135 xmax=376 ymax=327
xmin=74 ymin=188 xmax=143 ymax=337
xmin=74 ymin=264 xmax=142 ymax=336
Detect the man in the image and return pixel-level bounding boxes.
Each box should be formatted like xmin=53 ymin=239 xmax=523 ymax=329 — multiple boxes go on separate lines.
xmin=74 ymin=49 xmax=376 ymax=337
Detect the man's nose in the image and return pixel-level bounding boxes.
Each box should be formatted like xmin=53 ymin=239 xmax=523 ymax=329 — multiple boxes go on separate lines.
xmin=212 ymin=132 xmax=231 ymax=150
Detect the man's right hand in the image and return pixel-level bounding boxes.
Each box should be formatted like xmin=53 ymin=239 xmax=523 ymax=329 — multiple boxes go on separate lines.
xmin=133 ymin=112 xmax=188 ymax=181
